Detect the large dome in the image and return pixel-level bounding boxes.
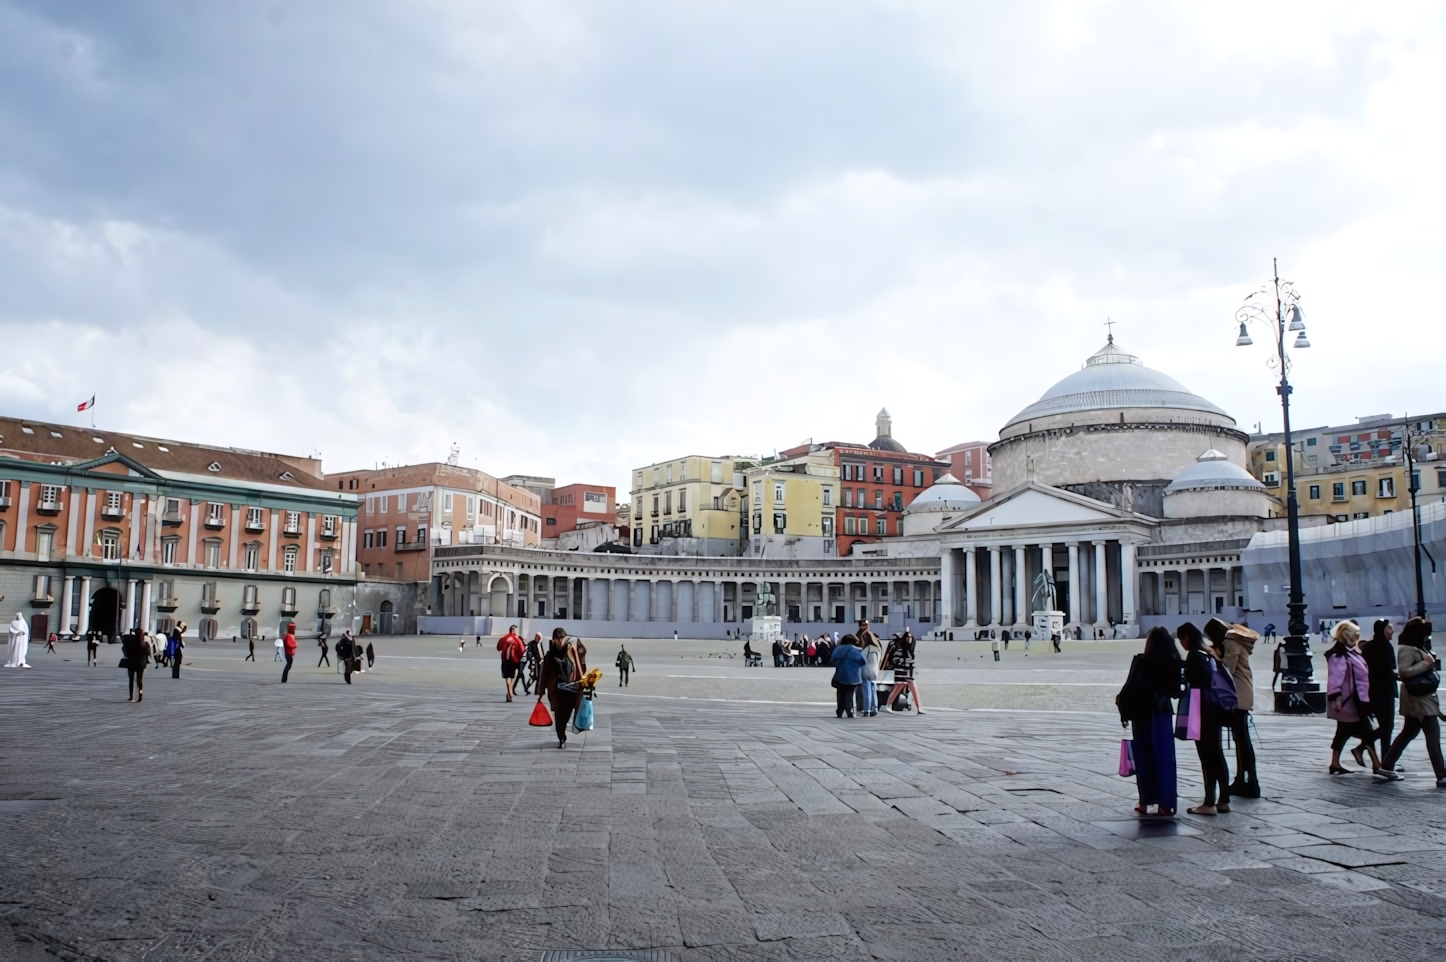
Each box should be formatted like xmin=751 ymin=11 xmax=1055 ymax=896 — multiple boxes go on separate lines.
xmin=1003 ymin=338 xmax=1229 ymax=431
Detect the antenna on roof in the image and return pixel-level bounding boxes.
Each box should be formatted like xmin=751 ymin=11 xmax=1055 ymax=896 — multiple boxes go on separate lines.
xmin=446 ymin=442 xmax=460 ymax=466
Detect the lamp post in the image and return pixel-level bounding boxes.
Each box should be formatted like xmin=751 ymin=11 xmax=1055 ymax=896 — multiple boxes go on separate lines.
xmin=1235 ymin=258 xmax=1323 ymax=713
xmin=1401 ymin=418 xmax=1437 ymax=620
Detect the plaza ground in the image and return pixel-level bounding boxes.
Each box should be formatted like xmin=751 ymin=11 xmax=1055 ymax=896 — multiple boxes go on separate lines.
xmin=2 ymin=635 xmax=1445 ymax=961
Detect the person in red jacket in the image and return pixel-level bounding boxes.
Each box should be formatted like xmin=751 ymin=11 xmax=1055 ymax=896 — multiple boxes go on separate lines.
xmin=281 ymin=622 xmax=298 ymax=683
xmin=497 ymin=625 xmax=526 ymax=702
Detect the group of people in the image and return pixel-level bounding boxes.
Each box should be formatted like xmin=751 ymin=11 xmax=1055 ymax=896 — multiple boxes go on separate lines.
xmin=827 ymin=619 xmax=924 ymax=718
xmin=493 ymin=625 xmax=592 ymax=702
xmin=1120 ymin=615 xmax=1443 ymax=819
xmin=771 ymin=634 xmax=842 ymax=667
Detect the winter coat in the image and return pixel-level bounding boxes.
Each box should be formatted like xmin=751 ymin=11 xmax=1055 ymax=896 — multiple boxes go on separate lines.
xmin=1362 ymin=636 xmax=1399 ymax=705
xmin=1325 ymin=648 xmax=1372 ymax=723
xmin=1221 ymin=628 xmax=1258 ymax=713
xmin=830 ymin=643 xmax=865 ymax=686
xmin=1397 ymin=645 xmax=1441 ymax=719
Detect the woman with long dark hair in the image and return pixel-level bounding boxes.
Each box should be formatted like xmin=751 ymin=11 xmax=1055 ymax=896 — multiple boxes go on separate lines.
xmin=1324 ymin=621 xmax=1382 ymax=775
xmin=1380 ymin=618 xmax=1444 ymax=785
xmin=1361 ymin=619 xmax=1399 ymax=764
xmin=1117 ymin=627 xmax=1183 ymax=817
xmin=1179 ymin=621 xmax=1231 ymax=815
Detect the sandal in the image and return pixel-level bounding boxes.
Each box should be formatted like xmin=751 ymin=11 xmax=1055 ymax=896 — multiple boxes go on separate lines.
xmin=1134 ymin=804 xmax=1149 ymax=815
xmin=1156 ymin=808 xmax=1175 ymax=818
xmin=1187 ymin=805 xmax=1217 ymax=816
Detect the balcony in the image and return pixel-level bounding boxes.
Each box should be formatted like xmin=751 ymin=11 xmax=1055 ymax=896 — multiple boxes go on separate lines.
xmin=395 ymin=540 xmax=428 ymax=552
xmin=282 ymin=524 xmax=302 ymax=537
xmin=319 ymin=526 xmax=339 ymax=541
xmin=318 ymin=603 xmax=339 ymax=617
xmin=240 ymin=598 xmax=261 ymax=615
xmin=245 ymin=517 xmax=265 ymax=533
xmin=204 ymin=515 xmax=226 ymax=530
xmin=280 ymin=600 xmax=300 ymax=616
xmin=155 ymin=597 xmax=179 ymax=611
xmin=29 ymin=591 xmax=54 ymax=607
xmin=162 ymin=511 xmax=183 ymax=526
xmin=35 ymin=500 xmax=62 ymax=515
xmin=200 ymin=596 xmax=222 ymax=614
xmin=100 ymin=505 xmax=125 ymax=520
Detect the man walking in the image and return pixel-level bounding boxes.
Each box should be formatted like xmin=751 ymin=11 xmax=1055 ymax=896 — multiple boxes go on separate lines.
xmin=365 ymin=640 xmax=375 ymax=669
xmin=497 ymin=624 xmax=525 ymax=702
xmin=245 ymin=635 xmax=256 ymax=662
xmin=616 ymin=645 xmax=634 ymax=686
xmin=86 ymin=632 xmax=99 ymax=667
xmin=281 ymin=622 xmax=297 ymax=683
xmin=318 ymin=635 xmax=331 ymax=668
xmin=336 ymin=631 xmax=358 ymax=684
xmin=524 ymin=633 xmax=543 ymax=696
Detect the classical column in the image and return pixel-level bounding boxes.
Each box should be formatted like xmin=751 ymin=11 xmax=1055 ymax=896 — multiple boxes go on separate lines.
xmin=1094 ymin=541 xmax=1109 ymax=631
xmin=1066 ymin=542 xmax=1081 ymax=628
xmin=1121 ymin=541 xmax=1137 ymax=636
xmin=76 ymin=576 xmax=92 ymax=634
xmin=126 ymin=579 xmax=139 ymax=631
xmin=1012 ymin=544 xmax=1027 ymax=629
xmin=939 ymin=549 xmax=955 ymax=630
xmin=140 ymin=580 xmax=153 ymax=634
xmin=60 ymin=576 xmax=75 ymax=636
xmin=964 ymin=546 xmax=978 ymax=630
xmin=988 ymin=546 xmax=1002 ymax=628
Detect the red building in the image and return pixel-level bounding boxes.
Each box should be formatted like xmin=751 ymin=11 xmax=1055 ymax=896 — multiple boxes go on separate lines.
xmin=542 ymin=483 xmax=617 ymax=536
xmin=935 ymin=440 xmax=993 ymax=500
xmin=778 ymin=409 xmax=949 ymax=557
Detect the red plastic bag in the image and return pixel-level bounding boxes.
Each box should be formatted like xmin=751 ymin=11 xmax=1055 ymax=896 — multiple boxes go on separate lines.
xmin=528 ymin=700 xmax=553 ymax=727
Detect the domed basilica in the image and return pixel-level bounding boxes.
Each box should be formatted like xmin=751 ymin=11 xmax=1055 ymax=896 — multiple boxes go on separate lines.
xmin=893 ymin=336 xmax=1282 ymax=639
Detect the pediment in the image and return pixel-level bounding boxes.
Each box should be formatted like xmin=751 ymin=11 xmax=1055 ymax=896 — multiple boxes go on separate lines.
xmin=937 ymin=483 xmax=1148 ymax=532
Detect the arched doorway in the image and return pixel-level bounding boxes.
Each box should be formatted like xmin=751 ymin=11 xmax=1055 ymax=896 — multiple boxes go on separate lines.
xmin=488 ymin=576 xmax=510 ymax=618
xmin=378 ymin=600 xmax=395 ymax=634
xmin=89 ymin=587 xmax=121 ymax=642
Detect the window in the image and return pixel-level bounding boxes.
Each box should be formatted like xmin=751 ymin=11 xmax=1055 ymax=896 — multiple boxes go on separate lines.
xmin=201 ymin=582 xmax=219 ymax=609
xmin=242 ymin=584 xmax=259 ymax=609
xmin=1309 ymin=485 xmax=1320 ymax=500
xmin=103 ymin=490 xmax=123 ymax=516
xmin=1333 ymin=482 xmax=1346 ymax=501
xmin=773 ymin=513 xmax=786 ymax=534
xmin=246 ymin=506 xmax=265 ymax=529
xmin=1265 ymin=451 xmax=1276 ymax=462
xmin=37 ymin=484 xmax=62 ymax=510
xmin=1307 ymin=437 xmax=1317 ymax=447
xmin=320 ymin=550 xmax=333 ymax=574
xmin=35 ymin=529 xmax=53 ymax=563
xmin=321 ymin=515 xmax=337 ymax=536
xmin=822 ymin=516 xmax=834 ymax=536
xmin=753 ymin=483 xmax=762 ymax=506
xmin=203 ymin=539 xmax=221 ymax=568
xmin=666 ymin=464 xmax=673 ymax=483
xmin=207 ymin=501 xmax=226 ymax=524
xmin=913 ymin=469 xmax=923 ymax=487
xmin=752 ymin=513 xmax=762 ymax=534
xmin=466 ymin=496 xmax=475 ymax=517
xmin=282 ymin=586 xmax=297 ymax=610
xmin=1263 ymin=472 xmax=1279 ymax=486
xmin=774 ymin=482 xmax=784 ymax=502
xmin=101 ymin=530 xmax=121 ymax=561
xmin=1351 ymin=479 xmax=1368 ymax=496
xmin=161 ymin=537 xmax=179 ymax=564
xmin=546 ymin=517 xmax=557 ymax=526
xmin=285 ymin=511 xmax=301 ymax=534
xmin=664 ymin=491 xmax=672 ymax=514
xmin=711 ymin=461 xmax=723 ymax=483
xmin=679 ymin=461 xmax=687 ymax=480
xmin=199 ymin=617 xmax=219 ymax=641
xmin=380 ymin=496 xmax=388 ymax=514
xmin=844 ymin=516 xmax=857 ymax=535
xmin=283 ymin=545 xmax=298 ymax=573
xmin=893 ymin=467 xmax=903 ymax=485
xmin=1377 ymin=477 xmax=1396 ymax=498
xmin=32 ymin=575 xmax=51 ymax=600
xmin=822 ymin=487 xmax=832 ymax=507
xmin=843 ymin=464 xmax=853 ymax=481
xmin=874 ymin=490 xmax=883 ymax=509
xmin=1437 ymin=469 xmax=1446 ymax=487
xmin=417 ymin=525 xmax=427 ymax=543
xmin=444 ymin=492 xmax=454 ymax=512
xmin=320 ymin=588 xmax=332 ymax=609
xmin=0 ymin=480 xmax=9 ymax=505
xmin=873 ymin=466 xmax=883 ymax=482
xmin=1353 ymin=512 xmax=1370 ymax=520
xmin=244 ymin=543 xmax=260 ymax=571
xmin=164 ymin=497 xmax=182 ymax=520
xmin=857 ymin=487 xmax=866 ymax=505
xmin=876 ymin=517 xmax=886 ymax=535
xmin=892 ymin=492 xmax=903 ymax=511
xmin=396 ymin=525 xmax=406 ymax=545
xmin=364 ymin=531 xmax=374 ymax=549
xmin=652 ymin=494 xmax=659 ymax=516
xmin=678 ymin=489 xmax=687 ymax=513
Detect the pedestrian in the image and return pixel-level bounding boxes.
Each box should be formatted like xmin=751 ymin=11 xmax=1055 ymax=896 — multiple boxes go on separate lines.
xmin=497 ymin=624 xmax=525 ymax=702
xmin=245 ymin=635 xmax=256 ymax=662
xmin=1263 ymin=623 xmax=1277 ymax=644
xmin=168 ymin=623 xmax=186 ymax=679
xmin=537 ymin=627 xmax=584 ymax=749
xmin=318 ymin=635 xmax=331 ymax=668
xmin=1219 ymin=622 xmax=1261 ymax=798
xmin=86 ymin=632 xmax=99 ymax=667
xmin=1362 ymin=619 xmax=1399 ymax=765
xmin=1380 ymin=617 xmax=1444 ymax=785
xmin=337 ymin=630 xmax=361 ymax=684
xmin=5 ymin=613 xmax=31 ymax=669
xmin=830 ymin=634 xmax=865 ymax=718
xmin=1001 ymin=629 xmax=1009 ymax=651
xmin=459 ymin=637 xmax=466 ymax=653
xmin=475 ymin=634 xmax=482 ymax=648
xmin=771 ymin=637 xmax=783 ymax=668
xmin=673 ymin=629 xmax=678 ymax=641
xmin=281 ymin=622 xmax=297 ymax=683
xmin=365 ymin=641 xmax=375 ymax=668
xmin=615 ymin=645 xmax=633 ymax=686
xmin=882 ymin=629 xmax=924 ymax=714
xmin=45 ymin=632 xmax=57 ymax=654
xmin=805 ymin=637 xmax=816 ymax=666
xmin=1324 ymin=620 xmax=1384 ymax=776
xmin=858 ymin=630 xmax=882 ymax=717
xmin=1117 ymin=626 xmax=1183 ymax=817
xmin=1179 ymin=621 xmax=1232 ymax=815
xmin=122 ymin=629 xmax=151 ymax=701
xmin=574 ymin=638 xmax=588 ymax=673
xmin=524 ymin=633 xmax=543 ymax=695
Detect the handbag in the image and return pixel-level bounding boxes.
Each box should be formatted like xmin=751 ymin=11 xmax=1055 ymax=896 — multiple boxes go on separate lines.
xmin=1187 ymin=688 xmax=1202 ymax=740
xmin=118 ymin=657 xmax=130 ymax=669
xmin=528 ymin=700 xmax=553 ymax=727
xmin=1118 ymin=739 xmax=1135 ymax=777
xmin=1403 ymin=670 xmax=1440 ymax=697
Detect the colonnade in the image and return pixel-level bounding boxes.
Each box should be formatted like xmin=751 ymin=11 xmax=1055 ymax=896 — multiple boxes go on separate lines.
xmin=939 ymin=539 xmax=1137 ymax=635
xmin=1136 ymin=565 xmax=1245 ymax=618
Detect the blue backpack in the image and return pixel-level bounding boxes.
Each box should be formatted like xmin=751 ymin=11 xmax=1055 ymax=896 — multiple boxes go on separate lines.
xmin=166 ymin=634 xmax=181 ymax=659
xmin=1203 ymin=657 xmax=1238 ymax=714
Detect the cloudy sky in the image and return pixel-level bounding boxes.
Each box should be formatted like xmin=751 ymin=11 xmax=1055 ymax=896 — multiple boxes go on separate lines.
xmin=2 ymin=1 xmax=1443 ymax=496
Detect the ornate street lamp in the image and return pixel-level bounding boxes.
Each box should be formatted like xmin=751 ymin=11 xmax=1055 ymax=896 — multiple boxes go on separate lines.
xmin=1236 ymin=259 xmax=1323 ymax=713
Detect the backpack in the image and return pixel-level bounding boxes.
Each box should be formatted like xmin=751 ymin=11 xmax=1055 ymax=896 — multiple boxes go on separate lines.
xmin=1115 ymin=654 xmax=1155 ymax=720
xmin=1201 ymin=656 xmax=1238 ymax=714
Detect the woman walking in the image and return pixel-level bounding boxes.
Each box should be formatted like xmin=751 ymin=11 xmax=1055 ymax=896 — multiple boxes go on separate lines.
xmin=1179 ymin=622 xmax=1231 ymax=815
xmin=1221 ymin=623 xmax=1261 ymax=798
xmin=1324 ymin=620 xmax=1383 ymax=775
xmin=858 ymin=632 xmax=882 ymax=717
xmin=1117 ymin=627 xmax=1183 ymax=817
xmin=882 ymin=629 xmax=924 ymax=714
xmin=122 ymin=630 xmax=152 ymax=702
xmin=537 ymin=627 xmax=584 ymax=749
xmin=1362 ymin=619 xmax=1398 ymax=763
xmin=1380 ymin=618 xmax=1444 ymax=785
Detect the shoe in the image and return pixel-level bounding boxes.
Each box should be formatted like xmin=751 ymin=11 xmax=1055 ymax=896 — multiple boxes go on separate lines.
xmin=136 ymin=692 xmax=142 ymax=701
xmin=1437 ymin=777 xmax=1446 ymax=788
xmin=1187 ymin=805 xmax=1217 ymax=816
xmin=1373 ymin=768 xmax=1404 ymax=781
xmin=1134 ymin=804 xmax=1149 ymax=815
xmin=506 ymin=695 xmax=512 ymax=703
xmin=1156 ymin=808 xmax=1175 ymax=818
xmin=1237 ymin=783 xmax=1261 ymax=799
xmin=1351 ymin=746 xmax=1367 ymax=768
xmin=1329 ymin=765 xmax=1352 ymax=775
xmin=846 ymin=712 xmax=855 ymax=718
xmin=1216 ymin=803 xmax=1230 ymax=814
xmin=836 ymin=711 xmax=844 ymax=718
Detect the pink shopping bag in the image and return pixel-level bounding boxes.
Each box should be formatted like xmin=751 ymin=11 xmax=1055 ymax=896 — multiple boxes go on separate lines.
xmin=1118 ymin=739 xmax=1135 ymax=777
xmin=1186 ymin=687 xmax=1202 ymax=741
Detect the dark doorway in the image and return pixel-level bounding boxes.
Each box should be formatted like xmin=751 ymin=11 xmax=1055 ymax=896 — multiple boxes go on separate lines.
xmin=379 ymin=601 xmax=395 ymax=635
xmin=89 ymin=587 xmax=120 ymax=641
xmin=30 ymin=614 xmax=48 ymax=643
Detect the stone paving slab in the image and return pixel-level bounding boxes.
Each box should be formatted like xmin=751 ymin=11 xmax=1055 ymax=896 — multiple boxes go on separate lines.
xmin=3 ymin=641 xmax=1446 ymax=961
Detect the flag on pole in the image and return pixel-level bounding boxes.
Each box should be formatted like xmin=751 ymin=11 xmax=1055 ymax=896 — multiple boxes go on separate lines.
xmin=77 ymin=395 xmax=95 ymax=412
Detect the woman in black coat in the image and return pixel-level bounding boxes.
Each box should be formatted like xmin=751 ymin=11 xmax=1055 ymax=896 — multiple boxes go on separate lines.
xmin=1362 ymin=619 xmax=1398 ymax=761
xmin=1180 ymin=621 xmax=1232 ymax=815
xmin=1118 ymin=627 xmax=1182 ymax=817
xmin=537 ymin=627 xmax=584 ymax=750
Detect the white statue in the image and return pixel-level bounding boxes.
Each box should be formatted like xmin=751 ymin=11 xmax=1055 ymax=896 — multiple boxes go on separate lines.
xmin=5 ymin=614 xmax=31 ymax=669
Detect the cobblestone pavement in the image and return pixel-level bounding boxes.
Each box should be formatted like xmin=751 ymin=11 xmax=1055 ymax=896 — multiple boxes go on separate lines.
xmin=3 ymin=638 xmax=1446 ymax=961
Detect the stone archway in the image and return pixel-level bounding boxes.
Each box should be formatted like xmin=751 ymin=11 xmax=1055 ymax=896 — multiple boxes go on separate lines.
xmin=487 ymin=574 xmax=511 ymax=618
xmin=88 ymin=587 xmax=121 ymax=641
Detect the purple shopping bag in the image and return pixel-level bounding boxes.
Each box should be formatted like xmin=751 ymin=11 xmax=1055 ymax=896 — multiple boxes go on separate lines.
xmin=1186 ymin=687 xmax=1202 ymax=741
xmin=1118 ymin=739 xmax=1135 ymax=777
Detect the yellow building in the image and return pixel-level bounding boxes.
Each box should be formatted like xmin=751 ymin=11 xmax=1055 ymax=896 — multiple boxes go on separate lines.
xmin=630 ymin=455 xmax=755 ymax=556
xmin=1250 ymin=442 xmax=1446 ymax=521
xmin=742 ymin=451 xmax=840 ymax=559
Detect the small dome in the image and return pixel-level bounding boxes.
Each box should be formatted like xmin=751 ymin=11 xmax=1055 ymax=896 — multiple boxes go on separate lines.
xmin=1003 ymin=337 xmax=1231 ymax=430
xmin=904 ymin=472 xmax=982 ymax=512
xmin=1164 ymin=449 xmax=1267 ymax=494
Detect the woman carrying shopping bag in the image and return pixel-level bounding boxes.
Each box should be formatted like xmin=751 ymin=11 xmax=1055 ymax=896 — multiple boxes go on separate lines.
xmin=1117 ymin=627 xmax=1183 ymax=817
xmin=1179 ymin=622 xmax=1232 ymax=815
xmin=537 ymin=628 xmax=584 ymax=750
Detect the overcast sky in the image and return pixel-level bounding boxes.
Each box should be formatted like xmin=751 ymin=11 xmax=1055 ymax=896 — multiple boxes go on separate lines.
xmin=2 ymin=2 xmax=1443 ymax=496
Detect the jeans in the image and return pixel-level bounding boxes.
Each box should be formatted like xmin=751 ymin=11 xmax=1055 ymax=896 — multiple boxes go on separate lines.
xmin=1132 ymin=712 xmax=1177 ymax=811
xmin=281 ymin=654 xmax=294 ymax=683
xmin=1228 ymin=709 xmax=1256 ymax=788
xmin=1195 ymin=722 xmax=1231 ymax=805
xmin=835 ymin=683 xmax=859 ymax=717
xmin=860 ymin=680 xmax=879 ymax=715
xmin=1384 ymin=714 xmax=1446 ymax=779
